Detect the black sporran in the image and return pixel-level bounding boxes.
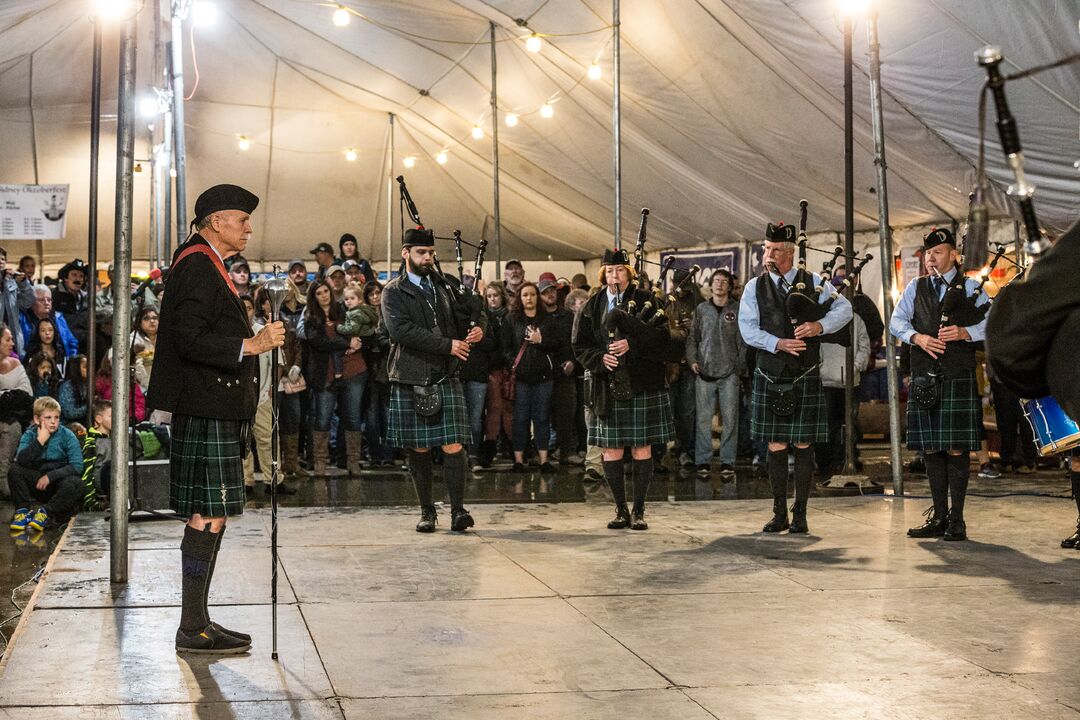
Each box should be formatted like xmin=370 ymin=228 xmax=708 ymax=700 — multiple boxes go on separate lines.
xmin=767 ymin=383 xmax=797 ymax=417
xmin=911 ymin=375 xmax=941 ymax=409
xmin=609 ymin=367 xmax=633 ymax=402
xmin=413 ymin=384 xmax=443 ymax=418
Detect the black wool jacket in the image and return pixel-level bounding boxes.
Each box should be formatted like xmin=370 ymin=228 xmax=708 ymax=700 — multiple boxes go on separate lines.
xmin=146 ymin=235 xmax=258 ymax=420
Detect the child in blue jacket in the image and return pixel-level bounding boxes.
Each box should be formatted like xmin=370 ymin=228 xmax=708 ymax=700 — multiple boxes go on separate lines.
xmin=8 ymin=396 xmax=84 ymax=532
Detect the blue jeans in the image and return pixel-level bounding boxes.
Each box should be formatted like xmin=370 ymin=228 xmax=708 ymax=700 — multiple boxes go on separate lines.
xmin=314 ymin=373 xmax=367 ymax=432
xmin=364 ymin=380 xmax=394 ymax=462
xmin=277 ymin=390 xmax=301 ymax=434
xmin=464 ymin=380 xmax=488 ymax=458
xmin=670 ymin=365 xmax=697 ymax=457
xmin=512 ymin=379 xmax=553 ymax=453
xmin=695 ymin=373 xmax=740 ymax=466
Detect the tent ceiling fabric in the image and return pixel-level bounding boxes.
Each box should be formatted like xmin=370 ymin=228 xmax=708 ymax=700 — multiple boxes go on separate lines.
xmin=0 ymin=0 xmax=1076 ymax=265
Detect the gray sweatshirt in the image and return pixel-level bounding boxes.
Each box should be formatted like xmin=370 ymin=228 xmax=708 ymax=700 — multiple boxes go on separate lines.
xmin=686 ymin=297 xmax=745 ymax=379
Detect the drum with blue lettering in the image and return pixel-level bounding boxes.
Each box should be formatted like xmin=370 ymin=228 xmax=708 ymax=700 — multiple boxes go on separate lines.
xmin=1022 ymin=396 xmax=1080 ymax=456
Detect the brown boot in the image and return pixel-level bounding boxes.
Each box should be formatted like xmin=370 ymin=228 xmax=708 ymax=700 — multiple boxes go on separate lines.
xmin=282 ymin=434 xmax=300 ymax=477
xmin=345 ymin=431 xmax=363 ymax=477
xmin=311 ymin=431 xmax=330 ymax=477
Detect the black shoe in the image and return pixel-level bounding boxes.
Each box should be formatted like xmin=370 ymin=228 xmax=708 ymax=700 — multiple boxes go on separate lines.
xmin=907 ymin=457 xmax=926 ymax=474
xmin=416 ymin=506 xmax=437 ymax=533
xmin=210 ymin=622 xmax=251 ymax=644
xmin=607 ymin=505 xmax=631 ymax=529
xmin=451 ymin=508 xmax=475 ymax=532
xmin=264 ymin=483 xmax=297 ymax=496
xmin=511 ymin=462 xmax=526 ymax=474
xmin=244 ymin=485 xmax=255 ymax=500
xmin=176 ymin=624 xmax=251 ymax=655
xmin=943 ymin=511 xmax=967 ymax=541
xmin=719 ymin=464 xmax=735 ymax=477
xmin=695 ymin=464 xmax=710 ymax=478
xmin=907 ymin=507 xmax=948 ymax=538
xmin=1061 ymin=519 xmax=1080 ymax=548
xmin=584 ymin=468 xmax=602 ymax=482
xmin=630 ymin=508 xmax=648 ymax=531
xmin=653 ymin=461 xmax=669 ymax=475
xmin=789 ymin=504 xmax=809 ymax=534
xmin=762 ymin=498 xmax=789 ymax=533
xmin=539 ymin=461 xmax=557 ymax=474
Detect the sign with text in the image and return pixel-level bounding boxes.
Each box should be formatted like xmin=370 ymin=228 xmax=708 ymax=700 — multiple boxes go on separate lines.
xmin=659 ymin=246 xmax=743 ymax=294
xmin=0 ymin=184 xmax=69 ymax=240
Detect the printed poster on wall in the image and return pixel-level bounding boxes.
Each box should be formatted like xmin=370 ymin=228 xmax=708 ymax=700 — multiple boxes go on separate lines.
xmin=659 ymin=246 xmax=743 ymax=294
xmin=0 ymin=184 xmax=69 ymax=240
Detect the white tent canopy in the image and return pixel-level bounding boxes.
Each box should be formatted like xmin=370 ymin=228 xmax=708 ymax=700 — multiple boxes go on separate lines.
xmin=0 ymin=0 xmax=1076 ymax=267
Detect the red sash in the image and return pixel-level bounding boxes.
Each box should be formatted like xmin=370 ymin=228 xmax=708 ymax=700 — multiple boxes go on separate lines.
xmin=172 ymin=243 xmax=239 ymax=296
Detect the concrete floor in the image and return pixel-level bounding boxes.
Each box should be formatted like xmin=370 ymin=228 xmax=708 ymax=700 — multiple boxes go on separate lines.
xmin=1 ymin=489 xmax=1079 ymax=718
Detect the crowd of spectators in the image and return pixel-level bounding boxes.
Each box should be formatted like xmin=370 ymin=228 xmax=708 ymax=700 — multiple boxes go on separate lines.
xmin=0 ymin=232 xmax=1041 ymax=531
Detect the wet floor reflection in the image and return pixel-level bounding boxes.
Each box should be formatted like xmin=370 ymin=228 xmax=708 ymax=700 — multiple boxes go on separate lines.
xmin=0 ymin=500 xmax=63 ymax=654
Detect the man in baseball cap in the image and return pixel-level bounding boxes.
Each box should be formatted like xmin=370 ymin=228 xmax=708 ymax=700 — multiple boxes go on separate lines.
xmin=310 ymin=242 xmax=335 ymax=278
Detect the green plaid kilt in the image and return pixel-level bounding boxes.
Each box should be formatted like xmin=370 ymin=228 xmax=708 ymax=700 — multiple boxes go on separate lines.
xmin=388 ymin=379 xmax=469 ymax=449
xmin=750 ymin=371 xmax=827 ymax=443
xmin=170 ymin=414 xmax=247 ymax=518
xmin=588 ymin=389 xmax=674 ymax=448
xmin=906 ymin=374 xmax=984 ymax=451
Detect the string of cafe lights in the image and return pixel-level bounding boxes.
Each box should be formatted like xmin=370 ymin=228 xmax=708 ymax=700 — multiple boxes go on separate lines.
xmin=126 ymin=0 xmax=615 ymax=167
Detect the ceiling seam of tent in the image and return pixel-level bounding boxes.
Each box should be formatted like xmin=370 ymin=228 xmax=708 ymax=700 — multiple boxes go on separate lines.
xmin=0 ymin=14 xmax=83 ymax=83
xmin=925 ymin=0 xmax=1078 ymax=113
xmin=394 ymin=119 xmax=555 ymax=257
xmin=407 ymin=28 xmax=491 ymax=108
xmin=365 ymin=120 xmax=391 ymax=254
xmin=0 ymin=0 xmax=66 ymax=39
xmin=699 ymin=0 xmax=955 ymax=221
xmin=525 ymin=0 xmax=554 ymax=24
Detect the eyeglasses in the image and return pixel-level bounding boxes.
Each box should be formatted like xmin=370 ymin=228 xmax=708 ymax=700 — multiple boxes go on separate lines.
xmin=144 ymin=316 xmax=159 ymax=322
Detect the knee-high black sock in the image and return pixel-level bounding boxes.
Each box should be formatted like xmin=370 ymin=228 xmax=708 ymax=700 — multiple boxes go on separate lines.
xmin=631 ymin=458 xmax=652 ymax=514
xmin=202 ymin=527 xmax=225 ymax=620
xmin=924 ymin=452 xmax=949 ymax=518
xmin=443 ymin=449 xmax=467 ymax=511
xmin=180 ymin=524 xmax=218 ymax=632
xmin=767 ymin=449 xmax=788 ymax=502
xmin=409 ymin=451 xmax=434 ymax=508
xmin=1072 ymin=471 xmax=1080 ymax=516
xmin=793 ymin=446 xmax=815 ymax=509
xmin=947 ymin=452 xmax=970 ymax=516
xmin=603 ymin=459 xmax=627 ymax=507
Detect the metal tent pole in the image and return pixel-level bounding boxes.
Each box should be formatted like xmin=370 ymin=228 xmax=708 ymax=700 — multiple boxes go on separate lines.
xmin=110 ymin=2 xmax=138 ymax=585
xmin=170 ymin=1 xmax=190 ymax=247
xmin=86 ymin=17 xmax=102 ymax=428
xmin=867 ymin=9 xmax=903 ymax=495
xmin=611 ymin=0 xmax=621 ymax=250
xmin=841 ymin=15 xmax=858 ymax=476
xmin=387 ymin=113 xmax=394 ymax=278
xmin=490 ymin=22 xmax=502 ymax=276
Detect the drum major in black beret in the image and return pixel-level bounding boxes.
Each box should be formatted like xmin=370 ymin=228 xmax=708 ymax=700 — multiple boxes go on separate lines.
xmin=192 ymin=184 xmax=260 ymax=228
xmin=602 ymin=248 xmax=630 ymax=266
xmin=402 ymin=227 xmax=435 ymax=248
xmin=923 ymin=227 xmax=956 ymax=250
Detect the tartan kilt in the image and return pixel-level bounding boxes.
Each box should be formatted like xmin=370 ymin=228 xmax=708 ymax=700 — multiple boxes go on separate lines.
xmin=170 ymin=414 xmax=247 ymax=518
xmin=750 ymin=371 xmax=827 ymax=443
xmin=906 ymin=374 xmax=984 ymax=451
xmin=388 ymin=379 xmax=469 ymax=449
xmin=588 ymin=389 xmax=674 ymax=448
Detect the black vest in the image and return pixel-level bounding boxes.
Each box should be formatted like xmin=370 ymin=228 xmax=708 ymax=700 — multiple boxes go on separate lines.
xmin=910 ymin=275 xmax=978 ymax=378
xmin=754 ymin=273 xmax=820 ymax=377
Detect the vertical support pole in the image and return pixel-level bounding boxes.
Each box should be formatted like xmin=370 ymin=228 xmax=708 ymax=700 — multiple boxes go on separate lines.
xmin=111 ymin=3 xmax=138 ymax=586
xmin=163 ymin=107 xmax=173 ymax=259
xmin=170 ymin=1 xmax=189 ymax=248
xmin=387 ymin=113 xmax=394 ymax=278
xmin=490 ymin=22 xmax=503 ymax=276
xmin=87 ymin=18 xmax=102 ymax=428
xmin=611 ymin=0 xmax=622 ymax=249
xmin=842 ymin=15 xmax=857 ymax=475
xmin=867 ymin=10 xmax=903 ymax=495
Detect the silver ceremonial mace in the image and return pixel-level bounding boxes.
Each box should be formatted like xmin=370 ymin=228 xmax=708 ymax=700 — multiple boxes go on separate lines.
xmin=263 ymin=267 xmax=289 ymax=661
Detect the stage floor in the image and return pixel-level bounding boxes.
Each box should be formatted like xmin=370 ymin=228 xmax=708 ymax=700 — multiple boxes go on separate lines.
xmin=2 ymin=494 xmax=1079 ymax=718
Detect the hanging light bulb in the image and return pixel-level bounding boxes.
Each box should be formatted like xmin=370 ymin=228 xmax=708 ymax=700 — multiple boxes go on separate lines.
xmin=525 ymin=34 xmax=543 ymax=53
xmin=169 ymin=168 xmax=177 ymax=178
xmin=471 ymin=125 xmax=484 ymax=140
xmin=345 ymin=148 xmax=358 ymax=162
xmin=93 ymin=0 xmax=131 ymax=19
xmin=435 ymin=151 xmax=448 ymax=165
xmin=505 ymin=113 xmax=519 ymax=127
xmin=237 ymin=135 xmax=251 ymax=151
xmin=403 ymin=155 xmax=416 ymax=169
xmin=332 ymin=5 xmax=350 ymax=27
xmin=588 ymin=62 xmax=602 ymax=80
xmin=540 ymin=103 xmax=554 ymax=119
xmin=138 ymin=96 xmax=159 ymax=118
xmin=192 ymin=1 xmax=217 ymax=27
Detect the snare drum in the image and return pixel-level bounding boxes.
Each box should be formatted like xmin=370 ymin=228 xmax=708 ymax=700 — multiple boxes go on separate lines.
xmin=1022 ymin=396 xmax=1080 ymax=456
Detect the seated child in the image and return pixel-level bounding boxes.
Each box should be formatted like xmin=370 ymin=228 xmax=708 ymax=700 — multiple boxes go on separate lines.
xmin=80 ymin=399 xmax=113 ymax=512
xmin=331 ymin=285 xmax=379 ymax=380
xmin=8 ymin=396 xmax=84 ymax=532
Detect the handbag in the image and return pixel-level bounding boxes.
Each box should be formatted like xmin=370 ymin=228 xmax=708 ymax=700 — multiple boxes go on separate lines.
xmin=502 ymin=342 xmax=528 ymax=402
xmin=911 ymin=374 xmax=941 ymax=409
xmin=413 ymin=384 xmax=443 ymax=418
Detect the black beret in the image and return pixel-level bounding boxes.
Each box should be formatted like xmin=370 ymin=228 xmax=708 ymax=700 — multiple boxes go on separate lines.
xmin=766 ymin=223 xmax=797 ymax=243
xmin=923 ymin=227 xmax=956 ymax=250
xmin=192 ymin=184 xmax=259 ymax=227
xmin=403 ymin=227 xmax=435 ymax=247
xmin=602 ymin=248 xmax=630 ymax=266
xmin=58 ymin=258 xmax=88 ymax=279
